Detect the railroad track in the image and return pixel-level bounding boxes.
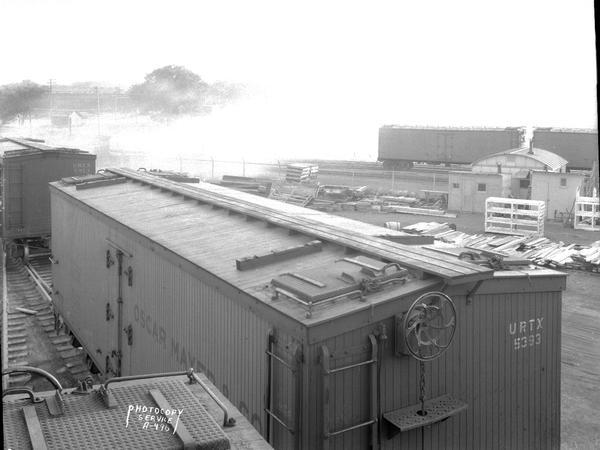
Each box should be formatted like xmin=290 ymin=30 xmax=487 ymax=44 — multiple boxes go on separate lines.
xmin=316 ymin=166 xmax=450 ymax=182
xmin=1 ymin=251 xmax=97 ymax=390
xmin=291 ymin=159 xmax=466 ymax=174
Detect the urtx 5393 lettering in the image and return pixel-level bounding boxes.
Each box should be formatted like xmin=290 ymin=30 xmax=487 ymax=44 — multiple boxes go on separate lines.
xmin=509 ymin=317 xmax=543 ymax=350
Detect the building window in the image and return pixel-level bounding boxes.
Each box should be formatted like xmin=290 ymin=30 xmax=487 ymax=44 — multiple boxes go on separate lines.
xmin=560 ymin=178 xmax=567 ymax=187
xmin=477 ymin=183 xmax=486 ymax=192
xmin=519 ymin=179 xmax=530 ymax=189
xmin=452 ymin=183 xmax=460 ymax=189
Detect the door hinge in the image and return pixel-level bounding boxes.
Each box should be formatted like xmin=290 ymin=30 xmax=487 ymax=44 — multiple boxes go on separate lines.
xmin=105 ymin=302 xmax=114 ymax=321
xmin=125 ymin=266 xmax=133 ymax=286
xmin=105 ymin=355 xmax=114 ymax=376
xmin=124 ymin=324 xmax=133 ymax=345
xmin=106 ymin=250 xmax=115 ymax=268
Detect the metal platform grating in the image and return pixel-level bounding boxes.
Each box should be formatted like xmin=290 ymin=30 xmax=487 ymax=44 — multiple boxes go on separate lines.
xmin=3 ymin=378 xmax=230 ymax=449
xmin=383 ymin=394 xmax=468 ymax=435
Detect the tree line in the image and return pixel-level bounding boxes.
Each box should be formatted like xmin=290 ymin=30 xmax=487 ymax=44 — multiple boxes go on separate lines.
xmin=0 ymin=66 xmax=244 ymax=125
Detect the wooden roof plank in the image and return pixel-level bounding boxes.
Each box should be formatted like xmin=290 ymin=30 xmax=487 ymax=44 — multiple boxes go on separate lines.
xmin=106 ymin=169 xmax=492 ymax=283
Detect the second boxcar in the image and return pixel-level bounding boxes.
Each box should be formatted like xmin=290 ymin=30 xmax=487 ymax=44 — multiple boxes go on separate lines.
xmin=532 ymin=128 xmax=598 ymax=170
xmin=0 ymin=137 xmax=95 ymax=249
xmin=378 ymin=126 xmax=525 ymax=168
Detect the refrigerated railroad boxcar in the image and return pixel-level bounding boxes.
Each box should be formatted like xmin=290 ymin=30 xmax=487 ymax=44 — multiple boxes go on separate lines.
xmin=0 ymin=137 xmax=95 ymax=242
xmin=378 ymin=126 xmax=525 ymax=168
xmin=532 ymin=128 xmax=598 ymax=170
xmin=50 ymin=168 xmax=564 ymax=450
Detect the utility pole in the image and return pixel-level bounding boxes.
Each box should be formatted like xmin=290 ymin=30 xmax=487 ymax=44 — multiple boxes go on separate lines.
xmin=96 ymin=86 xmax=101 ymax=136
xmin=48 ymin=79 xmax=54 ymax=119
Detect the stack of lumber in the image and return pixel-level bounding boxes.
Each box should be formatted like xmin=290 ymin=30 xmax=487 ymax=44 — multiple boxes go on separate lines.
xmin=286 ymin=163 xmax=318 ymax=182
xmin=144 ymin=169 xmax=199 ymax=183
xmin=273 ymin=191 xmax=314 ymax=207
xmin=217 ymin=175 xmax=273 ymax=196
xmin=376 ymin=194 xmax=455 ymax=218
xmin=379 ymin=195 xmax=419 ymax=205
xmin=309 ymin=198 xmax=337 ymax=211
xmin=380 ymin=204 xmax=457 ymax=217
xmin=355 ymin=199 xmax=375 ymax=211
xmin=403 ymin=221 xmax=600 ymax=272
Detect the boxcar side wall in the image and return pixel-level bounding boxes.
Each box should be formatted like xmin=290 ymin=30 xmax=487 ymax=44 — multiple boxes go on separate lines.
xmin=304 ymin=287 xmax=562 ymax=450
xmin=533 ymin=131 xmax=598 ymax=169
xmin=50 ymin=188 xmax=302 ymax=441
xmin=2 ymin=153 xmax=95 ymax=239
xmin=378 ymin=129 xmax=522 ymax=165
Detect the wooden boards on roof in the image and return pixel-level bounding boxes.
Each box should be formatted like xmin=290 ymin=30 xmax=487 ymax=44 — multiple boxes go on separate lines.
xmin=105 ymin=168 xmax=492 ymax=285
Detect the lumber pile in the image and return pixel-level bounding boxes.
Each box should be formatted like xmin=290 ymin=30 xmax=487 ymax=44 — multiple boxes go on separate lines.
xmin=269 ymin=183 xmax=315 ymax=206
xmin=209 ymin=176 xmax=270 ymax=196
xmin=403 ymin=221 xmax=600 ymax=272
xmin=143 ymin=169 xmax=199 ymax=183
xmin=217 ymin=175 xmax=273 ymax=196
xmin=286 ymin=163 xmax=318 ymax=183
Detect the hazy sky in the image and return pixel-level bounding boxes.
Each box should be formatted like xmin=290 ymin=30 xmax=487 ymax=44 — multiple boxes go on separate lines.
xmin=0 ymin=0 xmax=597 ymax=159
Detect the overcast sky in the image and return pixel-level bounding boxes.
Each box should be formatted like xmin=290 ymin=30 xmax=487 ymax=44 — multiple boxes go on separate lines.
xmin=0 ymin=0 xmax=596 ymax=159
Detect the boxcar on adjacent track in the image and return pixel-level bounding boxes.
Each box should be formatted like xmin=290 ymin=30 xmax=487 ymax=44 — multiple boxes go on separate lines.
xmin=378 ymin=126 xmax=525 ymax=168
xmin=0 ymin=137 xmax=95 ymax=255
xmin=50 ymin=168 xmax=565 ymax=449
xmin=532 ymin=128 xmax=598 ymax=170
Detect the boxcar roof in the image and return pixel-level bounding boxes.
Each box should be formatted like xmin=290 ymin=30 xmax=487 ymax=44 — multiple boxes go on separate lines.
xmin=380 ymin=125 xmax=523 ymax=131
xmin=533 ymin=127 xmax=597 ymax=134
xmin=0 ymin=137 xmax=89 ymax=157
xmin=50 ymin=168 xmax=500 ymax=324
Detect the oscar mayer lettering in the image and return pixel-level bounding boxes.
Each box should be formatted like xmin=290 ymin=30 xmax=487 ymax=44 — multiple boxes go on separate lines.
xmin=132 ymin=304 xmax=209 ymax=376
xmin=131 ymin=303 xmax=263 ymax=432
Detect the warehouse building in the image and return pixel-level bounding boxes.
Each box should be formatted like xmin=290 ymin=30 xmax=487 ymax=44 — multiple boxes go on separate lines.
xmin=448 ymin=144 xmax=570 ymax=213
xmin=50 ymin=168 xmax=564 ymax=449
xmin=472 ymin=144 xmax=567 ymax=199
xmin=530 ymin=171 xmax=587 ymax=220
xmin=447 ymin=171 xmax=511 ymax=213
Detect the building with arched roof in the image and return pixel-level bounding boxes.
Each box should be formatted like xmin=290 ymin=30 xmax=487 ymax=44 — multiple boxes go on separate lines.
xmin=471 ymin=145 xmax=568 ymax=175
xmin=471 ymin=143 xmax=568 ymax=199
xmin=448 ymin=143 xmax=570 ymax=212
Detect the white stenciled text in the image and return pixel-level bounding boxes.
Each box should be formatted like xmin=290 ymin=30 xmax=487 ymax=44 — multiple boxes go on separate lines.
xmin=508 ymin=317 xmax=543 ymax=351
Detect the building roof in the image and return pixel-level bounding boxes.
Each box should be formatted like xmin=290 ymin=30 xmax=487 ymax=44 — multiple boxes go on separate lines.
xmin=0 ymin=137 xmax=89 ymax=157
xmin=534 ymin=127 xmax=598 ymax=134
xmin=50 ymin=168 xmax=497 ymax=325
xmin=472 ymin=147 xmax=568 ymax=171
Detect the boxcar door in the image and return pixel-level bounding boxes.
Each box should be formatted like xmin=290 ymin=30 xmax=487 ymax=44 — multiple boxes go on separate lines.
xmin=104 ymin=246 xmax=120 ymax=377
xmin=436 ymin=133 xmax=452 ymax=163
xmin=4 ymin=162 xmax=25 ymax=237
xmin=462 ymin=180 xmax=474 ymax=212
xmin=119 ymin=252 xmax=135 ymax=376
xmin=104 ymin=245 xmax=133 ymax=377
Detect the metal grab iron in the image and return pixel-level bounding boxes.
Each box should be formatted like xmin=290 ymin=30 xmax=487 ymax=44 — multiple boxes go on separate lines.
xmin=2 ymin=366 xmax=64 ymax=392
